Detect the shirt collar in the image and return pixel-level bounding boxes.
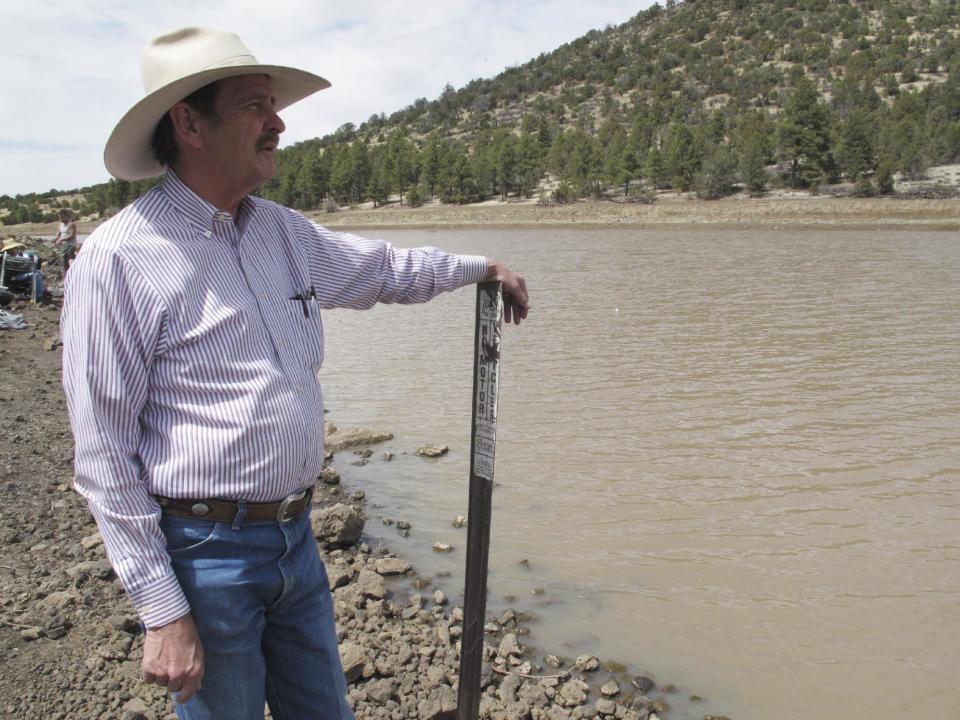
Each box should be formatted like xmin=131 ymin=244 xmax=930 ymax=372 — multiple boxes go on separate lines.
xmin=160 ymin=168 xmax=257 ymax=235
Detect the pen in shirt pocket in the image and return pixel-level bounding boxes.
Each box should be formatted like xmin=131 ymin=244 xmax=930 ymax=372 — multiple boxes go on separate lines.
xmin=289 ymin=286 xmax=318 ymax=318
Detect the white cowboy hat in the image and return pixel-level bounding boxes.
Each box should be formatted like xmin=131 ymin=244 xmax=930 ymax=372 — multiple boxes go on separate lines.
xmin=104 ymin=27 xmax=331 ymax=181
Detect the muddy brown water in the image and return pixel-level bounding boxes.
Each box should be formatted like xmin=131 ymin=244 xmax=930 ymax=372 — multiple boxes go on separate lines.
xmin=317 ymin=227 xmax=958 ymax=720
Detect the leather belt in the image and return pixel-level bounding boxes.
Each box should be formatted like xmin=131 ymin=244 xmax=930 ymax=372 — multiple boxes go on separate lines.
xmin=155 ymin=488 xmax=313 ymax=524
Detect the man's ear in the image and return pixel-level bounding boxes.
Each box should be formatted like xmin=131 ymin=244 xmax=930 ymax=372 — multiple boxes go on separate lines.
xmin=169 ymin=103 xmax=205 ymax=150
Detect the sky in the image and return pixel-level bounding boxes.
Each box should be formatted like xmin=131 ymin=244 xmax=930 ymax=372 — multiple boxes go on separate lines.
xmin=1 ymin=0 xmax=656 ymax=197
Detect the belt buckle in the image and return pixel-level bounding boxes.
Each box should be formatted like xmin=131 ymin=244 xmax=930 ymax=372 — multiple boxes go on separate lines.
xmin=276 ymin=490 xmax=307 ymax=523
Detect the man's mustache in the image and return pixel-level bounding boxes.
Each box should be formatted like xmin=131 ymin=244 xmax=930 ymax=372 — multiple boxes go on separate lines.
xmin=256 ymin=133 xmax=280 ymax=150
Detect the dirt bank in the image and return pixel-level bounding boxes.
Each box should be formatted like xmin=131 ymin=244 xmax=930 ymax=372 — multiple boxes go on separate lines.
xmin=313 ymin=194 xmax=960 ymax=231
xmin=4 ymin=194 xmax=959 ymax=241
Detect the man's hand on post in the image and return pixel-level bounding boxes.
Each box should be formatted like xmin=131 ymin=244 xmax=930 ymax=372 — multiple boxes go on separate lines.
xmin=142 ymin=613 xmax=204 ymax=704
xmin=485 ymin=259 xmax=529 ymax=325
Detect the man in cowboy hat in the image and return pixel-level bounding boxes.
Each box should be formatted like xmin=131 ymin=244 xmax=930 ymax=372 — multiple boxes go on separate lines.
xmin=61 ymin=27 xmax=528 ymax=720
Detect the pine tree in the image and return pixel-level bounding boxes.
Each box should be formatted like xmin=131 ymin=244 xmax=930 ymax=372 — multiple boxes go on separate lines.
xmin=696 ymin=144 xmax=738 ymax=199
xmin=661 ymin=123 xmax=702 ymax=191
xmin=777 ymin=76 xmax=835 ymax=187
xmin=836 ymin=109 xmax=876 ymax=180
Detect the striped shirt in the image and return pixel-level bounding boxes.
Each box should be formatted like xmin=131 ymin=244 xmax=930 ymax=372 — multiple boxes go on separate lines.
xmin=61 ymin=170 xmax=487 ymax=627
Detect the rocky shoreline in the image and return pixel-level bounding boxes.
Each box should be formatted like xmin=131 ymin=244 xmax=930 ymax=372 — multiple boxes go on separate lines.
xmin=0 ymin=300 xmax=729 ymax=720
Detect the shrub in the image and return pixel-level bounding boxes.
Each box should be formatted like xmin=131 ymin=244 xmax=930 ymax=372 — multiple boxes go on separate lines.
xmin=853 ymin=173 xmax=876 ymax=197
xmin=552 ymin=181 xmax=577 ymax=204
xmin=406 ymin=185 xmax=423 ymax=208
xmin=875 ymin=161 xmax=896 ymax=195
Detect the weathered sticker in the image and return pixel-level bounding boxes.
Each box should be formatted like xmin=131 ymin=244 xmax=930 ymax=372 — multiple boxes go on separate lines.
xmin=472 ymin=286 xmax=502 ymax=482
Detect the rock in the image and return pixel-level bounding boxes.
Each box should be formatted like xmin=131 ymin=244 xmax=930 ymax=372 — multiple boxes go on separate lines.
xmin=559 ymin=679 xmax=589 ymax=706
xmin=374 ymin=557 xmax=412 ymax=575
xmin=355 ymin=569 xmax=385 ymax=599
xmin=66 ymin=559 xmax=113 ymax=580
xmin=544 ymin=654 xmax=564 ymax=668
xmin=424 ymin=665 xmax=446 ymax=689
xmin=433 ymin=542 xmax=453 ymax=553
xmin=312 ymin=503 xmax=365 ymax=546
xmin=37 ymin=590 xmax=76 ymax=612
xmin=651 ymin=699 xmax=670 ymax=715
xmin=600 ymin=680 xmax=620 ymax=697
xmin=575 ymin=654 xmax=600 ymax=671
xmin=339 ymin=641 xmax=366 ymax=683
xmin=319 ymin=467 xmax=341 ymax=485
xmin=417 ymin=684 xmax=457 ymax=719
xmin=98 ymin=639 xmax=130 ymax=660
xmin=328 ymin=565 xmax=353 ymax=590
xmin=498 ymin=633 xmax=522 ymax=659
xmin=396 ymin=520 xmax=412 ymax=530
xmin=366 ymin=677 xmax=397 ymax=704
xmin=80 ymin=531 xmax=103 ymax=549
xmin=325 ymin=425 xmax=394 ymax=453
xmin=44 ymin=337 xmax=62 ymax=351
xmin=498 ymin=672 xmax=523 ymax=702
xmin=452 ymin=515 xmax=466 ymax=528
xmin=414 ymin=576 xmax=432 ymax=590
xmin=121 ymin=697 xmax=154 ymax=720
xmin=595 ymin=698 xmax=617 ymax=715
xmin=433 ymin=589 xmax=448 ymax=605
xmin=333 ymin=583 xmax=365 ymax=609
xmin=43 ymin=624 xmax=69 ymax=639
xmin=417 ymin=445 xmax=449 ymax=458
xmin=107 ymin=614 xmax=140 ymax=634
xmin=383 ymin=452 xmax=394 ymax=461
xmin=631 ymin=676 xmax=655 ymax=694
xmin=20 ymin=627 xmax=41 ymax=641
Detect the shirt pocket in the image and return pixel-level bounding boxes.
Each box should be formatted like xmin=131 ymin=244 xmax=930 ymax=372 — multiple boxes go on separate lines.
xmin=265 ymin=298 xmax=324 ymax=373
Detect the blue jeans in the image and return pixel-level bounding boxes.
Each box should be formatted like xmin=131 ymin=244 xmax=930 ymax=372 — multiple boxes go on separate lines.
xmin=160 ymin=507 xmax=354 ymax=720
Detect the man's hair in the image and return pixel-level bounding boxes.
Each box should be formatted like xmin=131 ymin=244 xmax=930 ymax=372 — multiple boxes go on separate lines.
xmin=151 ymin=81 xmax=222 ymax=167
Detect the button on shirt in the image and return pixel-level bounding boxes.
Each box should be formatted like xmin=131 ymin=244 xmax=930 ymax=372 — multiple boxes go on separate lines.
xmin=61 ymin=170 xmax=487 ymax=627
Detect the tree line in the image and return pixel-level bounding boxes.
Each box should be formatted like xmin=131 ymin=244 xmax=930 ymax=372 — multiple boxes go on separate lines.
xmin=259 ymin=68 xmax=960 ymax=209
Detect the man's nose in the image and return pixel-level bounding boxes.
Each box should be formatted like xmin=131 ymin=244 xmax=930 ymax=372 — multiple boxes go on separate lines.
xmin=268 ymin=109 xmax=286 ymax=135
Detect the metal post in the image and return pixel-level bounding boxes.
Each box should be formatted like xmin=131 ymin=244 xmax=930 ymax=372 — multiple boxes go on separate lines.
xmin=456 ymin=281 xmax=503 ymax=720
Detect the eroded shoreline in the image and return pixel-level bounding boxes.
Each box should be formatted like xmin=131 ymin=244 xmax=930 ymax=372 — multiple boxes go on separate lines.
xmin=4 ymin=195 xmax=960 ymax=239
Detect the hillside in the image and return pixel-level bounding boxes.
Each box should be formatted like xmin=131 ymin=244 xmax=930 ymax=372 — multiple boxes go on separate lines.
xmin=3 ymin=0 xmax=959 ymax=223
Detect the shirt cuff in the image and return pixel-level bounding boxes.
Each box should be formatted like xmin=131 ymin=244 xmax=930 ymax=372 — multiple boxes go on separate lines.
xmin=127 ymin=572 xmax=191 ymax=629
xmin=460 ymin=255 xmax=488 ymax=286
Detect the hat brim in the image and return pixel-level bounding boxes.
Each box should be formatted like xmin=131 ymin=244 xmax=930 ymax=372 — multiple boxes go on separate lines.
xmin=104 ymin=64 xmax=330 ymax=181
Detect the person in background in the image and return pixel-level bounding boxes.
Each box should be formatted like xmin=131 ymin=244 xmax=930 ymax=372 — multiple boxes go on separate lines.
xmin=1 ymin=238 xmax=44 ymax=301
xmin=52 ymin=208 xmax=78 ymax=272
xmin=60 ymin=26 xmax=528 ymax=720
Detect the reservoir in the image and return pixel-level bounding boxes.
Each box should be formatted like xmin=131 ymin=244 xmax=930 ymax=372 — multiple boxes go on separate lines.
xmin=318 ymin=227 xmax=960 ymax=720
